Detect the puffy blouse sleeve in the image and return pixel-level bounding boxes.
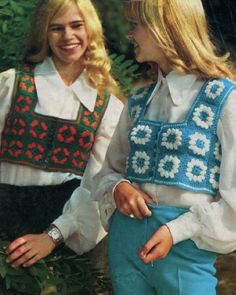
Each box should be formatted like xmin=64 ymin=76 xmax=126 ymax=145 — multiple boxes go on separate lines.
xmin=0 ymin=69 xmax=16 ymax=141
xmin=166 ymin=89 xmax=236 ymax=254
xmin=53 ymin=94 xmax=124 ymax=254
xmin=92 ymin=105 xmax=132 ymax=231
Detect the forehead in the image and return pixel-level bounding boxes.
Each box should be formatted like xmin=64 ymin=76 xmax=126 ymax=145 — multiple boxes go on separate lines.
xmin=50 ymin=2 xmax=83 ymax=24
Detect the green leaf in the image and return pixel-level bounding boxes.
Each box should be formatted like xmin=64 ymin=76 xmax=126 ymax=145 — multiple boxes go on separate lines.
xmin=0 ymin=7 xmax=14 ymax=16
xmin=1 ymin=19 xmax=8 ymax=33
xmin=0 ymin=0 xmax=9 ymax=7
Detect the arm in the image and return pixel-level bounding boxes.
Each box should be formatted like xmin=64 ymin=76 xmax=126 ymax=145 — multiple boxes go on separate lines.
xmin=0 ymin=69 xmax=16 ymax=140
xmin=140 ymin=89 xmax=236 ymax=264
xmin=6 ymin=94 xmax=124 ymax=267
xmin=93 ymin=105 xmax=155 ymax=230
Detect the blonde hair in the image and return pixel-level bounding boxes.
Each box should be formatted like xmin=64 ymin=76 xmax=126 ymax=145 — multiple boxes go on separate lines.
xmin=25 ymin=0 xmax=122 ymax=98
xmin=125 ymin=0 xmax=235 ymax=80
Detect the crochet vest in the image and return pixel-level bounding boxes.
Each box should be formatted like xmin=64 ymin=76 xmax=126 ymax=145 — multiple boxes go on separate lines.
xmin=0 ymin=64 xmax=109 ymax=175
xmin=125 ymin=78 xmax=236 ymax=196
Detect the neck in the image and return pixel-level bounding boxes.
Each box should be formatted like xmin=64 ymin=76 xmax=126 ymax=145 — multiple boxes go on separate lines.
xmin=53 ymin=58 xmax=84 ymax=86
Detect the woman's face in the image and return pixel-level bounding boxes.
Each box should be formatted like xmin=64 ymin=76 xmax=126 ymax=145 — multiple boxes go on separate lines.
xmin=47 ymin=2 xmax=88 ymax=67
xmin=128 ymin=21 xmax=171 ymax=75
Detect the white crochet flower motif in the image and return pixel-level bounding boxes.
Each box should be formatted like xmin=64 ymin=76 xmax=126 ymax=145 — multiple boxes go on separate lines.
xmin=161 ymin=128 xmax=182 ymax=150
xmin=131 ymin=105 xmax=142 ymax=121
xmin=130 ymin=125 xmax=152 ymax=145
xmin=189 ymin=132 xmax=210 ymax=156
xmin=158 ymin=155 xmax=180 ymax=178
xmin=132 ymin=88 xmax=148 ymax=100
xmin=132 ymin=151 xmax=150 ymax=174
xmin=214 ymin=142 xmax=222 ymax=161
xmin=205 ymin=80 xmax=225 ymax=99
xmin=186 ymin=159 xmax=207 ymax=182
xmin=193 ymin=104 xmax=214 ymax=129
xmin=209 ymin=165 xmax=220 ymax=189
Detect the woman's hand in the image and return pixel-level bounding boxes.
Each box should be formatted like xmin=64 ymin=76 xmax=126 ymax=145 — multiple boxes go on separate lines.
xmin=114 ymin=181 xmax=157 ymax=219
xmin=139 ymin=225 xmax=173 ymax=263
xmin=6 ymin=233 xmax=56 ymax=268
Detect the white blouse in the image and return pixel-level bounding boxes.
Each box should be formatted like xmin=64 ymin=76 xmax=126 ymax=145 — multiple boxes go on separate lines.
xmin=94 ymin=69 xmax=236 ymax=254
xmin=0 ymin=57 xmax=123 ymax=254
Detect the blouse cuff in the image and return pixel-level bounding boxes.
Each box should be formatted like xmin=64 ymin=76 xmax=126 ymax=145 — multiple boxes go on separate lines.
xmin=53 ymin=186 xmax=106 ymax=254
xmin=166 ymin=211 xmax=201 ymax=244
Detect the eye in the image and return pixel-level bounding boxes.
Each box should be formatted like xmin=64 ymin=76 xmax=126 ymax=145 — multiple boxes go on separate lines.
xmin=48 ymin=25 xmax=63 ymax=32
xmin=71 ymin=21 xmax=85 ymax=30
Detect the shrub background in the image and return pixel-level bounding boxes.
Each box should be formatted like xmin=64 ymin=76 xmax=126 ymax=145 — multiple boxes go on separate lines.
xmin=0 ymin=0 xmax=235 ymax=72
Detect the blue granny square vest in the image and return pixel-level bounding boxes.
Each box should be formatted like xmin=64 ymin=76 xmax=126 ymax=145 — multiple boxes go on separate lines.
xmin=125 ymin=78 xmax=236 ymax=196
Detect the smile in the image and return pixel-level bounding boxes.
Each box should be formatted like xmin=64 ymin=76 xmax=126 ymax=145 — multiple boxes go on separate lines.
xmin=60 ymin=44 xmax=80 ymax=50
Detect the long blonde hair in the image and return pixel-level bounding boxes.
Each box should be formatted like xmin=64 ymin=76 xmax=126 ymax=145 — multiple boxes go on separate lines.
xmin=25 ymin=0 xmax=122 ymax=98
xmin=125 ymin=0 xmax=235 ymax=80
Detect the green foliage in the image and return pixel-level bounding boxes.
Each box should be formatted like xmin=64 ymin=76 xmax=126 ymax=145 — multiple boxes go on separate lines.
xmin=0 ymin=0 xmax=36 ymax=71
xmin=0 ymin=241 xmax=112 ymax=295
xmin=110 ymin=53 xmax=140 ymax=97
xmin=94 ymin=0 xmax=131 ymax=54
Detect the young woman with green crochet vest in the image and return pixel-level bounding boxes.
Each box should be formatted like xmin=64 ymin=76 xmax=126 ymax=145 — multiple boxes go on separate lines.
xmin=93 ymin=0 xmax=236 ymax=294
xmin=0 ymin=0 xmax=123 ymax=268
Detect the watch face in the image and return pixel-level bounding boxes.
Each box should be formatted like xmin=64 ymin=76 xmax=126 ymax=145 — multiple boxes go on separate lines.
xmin=51 ymin=228 xmax=60 ymax=239
xmin=48 ymin=227 xmax=62 ymax=243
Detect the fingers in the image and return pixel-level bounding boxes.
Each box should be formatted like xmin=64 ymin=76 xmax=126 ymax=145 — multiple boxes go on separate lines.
xmin=114 ymin=182 xmax=155 ymax=219
xmin=5 ymin=233 xmax=56 ymax=268
xmin=6 ymin=237 xmax=27 ymax=254
xmin=139 ymin=226 xmax=173 ymax=264
xmin=10 ymin=250 xmax=39 ymax=269
xmin=141 ymin=193 xmax=158 ymax=205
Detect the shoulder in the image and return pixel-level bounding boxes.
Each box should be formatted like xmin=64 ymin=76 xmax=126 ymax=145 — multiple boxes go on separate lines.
xmin=0 ymin=68 xmax=16 ymax=99
xmin=108 ymin=93 xmax=124 ymax=111
xmin=0 ymin=68 xmax=16 ymax=82
xmin=128 ymin=82 xmax=156 ymax=102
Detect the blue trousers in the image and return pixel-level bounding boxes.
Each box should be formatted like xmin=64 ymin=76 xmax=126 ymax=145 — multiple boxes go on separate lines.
xmin=108 ymin=205 xmax=217 ymax=295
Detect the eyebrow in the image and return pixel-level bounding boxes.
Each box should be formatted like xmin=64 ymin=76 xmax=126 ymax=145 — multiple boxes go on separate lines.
xmin=48 ymin=20 xmax=84 ymax=28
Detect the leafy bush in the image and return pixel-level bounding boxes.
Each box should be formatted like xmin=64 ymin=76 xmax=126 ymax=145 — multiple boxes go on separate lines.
xmin=0 ymin=0 xmax=36 ymax=71
xmin=0 ymin=241 xmax=112 ymax=295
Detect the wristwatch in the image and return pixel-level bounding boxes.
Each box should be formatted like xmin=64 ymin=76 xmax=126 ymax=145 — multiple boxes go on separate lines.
xmin=46 ymin=225 xmax=64 ymax=246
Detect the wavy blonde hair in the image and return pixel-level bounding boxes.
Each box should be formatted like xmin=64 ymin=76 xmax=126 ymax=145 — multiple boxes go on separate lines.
xmin=125 ymin=0 xmax=235 ymax=80
xmin=25 ymin=0 xmax=122 ymax=98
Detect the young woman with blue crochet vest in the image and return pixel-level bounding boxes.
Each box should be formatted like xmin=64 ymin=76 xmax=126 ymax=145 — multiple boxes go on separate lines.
xmin=93 ymin=0 xmax=236 ymax=294
xmin=0 ymin=0 xmax=123 ymax=269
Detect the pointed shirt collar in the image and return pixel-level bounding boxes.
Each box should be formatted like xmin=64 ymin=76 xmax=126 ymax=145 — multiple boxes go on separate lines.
xmin=148 ymin=68 xmax=198 ymax=106
xmin=35 ymin=57 xmax=97 ymax=112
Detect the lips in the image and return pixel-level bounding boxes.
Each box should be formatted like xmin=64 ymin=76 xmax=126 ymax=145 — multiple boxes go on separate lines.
xmin=60 ymin=43 xmax=81 ymax=50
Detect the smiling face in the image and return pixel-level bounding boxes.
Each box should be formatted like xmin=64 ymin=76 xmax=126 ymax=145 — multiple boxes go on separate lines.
xmin=47 ymin=2 xmax=88 ymax=69
xmin=128 ymin=21 xmax=171 ymax=75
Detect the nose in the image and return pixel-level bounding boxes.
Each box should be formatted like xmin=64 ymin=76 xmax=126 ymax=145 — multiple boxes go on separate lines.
xmin=63 ymin=27 xmax=74 ymax=39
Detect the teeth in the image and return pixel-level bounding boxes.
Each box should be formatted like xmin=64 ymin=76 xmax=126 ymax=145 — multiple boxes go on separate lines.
xmin=61 ymin=44 xmax=79 ymax=49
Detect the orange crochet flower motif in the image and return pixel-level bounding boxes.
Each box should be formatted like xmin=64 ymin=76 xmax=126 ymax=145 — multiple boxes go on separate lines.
xmin=8 ymin=140 xmax=23 ymax=157
xmin=15 ymin=95 xmax=33 ymax=113
xmin=78 ymin=130 xmax=94 ymax=149
xmin=57 ymin=125 xmax=76 ymax=143
xmin=26 ymin=142 xmax=45 ymax=161
xmin=30 ymin=120 xmax=48 ymax=139
xmin=72 ymin=150 xmax=88 ymax=169
xmin=83 ymin=112 xmax=98 ymax=129
xmin=19 ymin=75 xmax=35 ymax=93
xmin=95 ymin=97 xmax=104 ymax=107
xmin=51 ymin=148 xmax=70 ymax=164
xmin=11 ymin=118 xmax=26 ymax=136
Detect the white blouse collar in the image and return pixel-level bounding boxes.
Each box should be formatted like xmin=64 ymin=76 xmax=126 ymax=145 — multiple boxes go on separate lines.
xmin=35 ymin=57 xmax=97 ymax=112
xmin=148 ymin=68 xmax=198 ymax=106
xmin=165 ymin=71 xmax=197 ymax=105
